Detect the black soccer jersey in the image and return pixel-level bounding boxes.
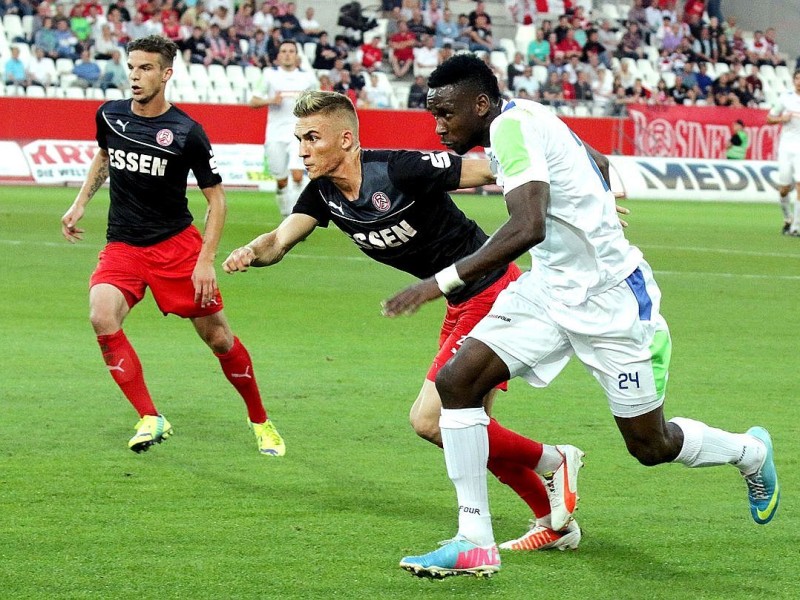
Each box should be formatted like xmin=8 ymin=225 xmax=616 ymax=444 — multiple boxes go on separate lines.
xmin=293 ymin=150 xmax=507 ymax=304
xmin=95 ymin=100 xmax=222 ymax=246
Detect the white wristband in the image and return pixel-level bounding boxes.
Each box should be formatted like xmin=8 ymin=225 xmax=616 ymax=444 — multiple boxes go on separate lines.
xmin=434 ymin=264 xmax=465 ymax=294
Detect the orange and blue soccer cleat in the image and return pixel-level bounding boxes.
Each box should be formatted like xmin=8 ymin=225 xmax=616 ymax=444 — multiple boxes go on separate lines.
xmin=400 ymin=537 xmax=500 ymax=578
xmin=499 ymin=518 xmax=581 ymax=551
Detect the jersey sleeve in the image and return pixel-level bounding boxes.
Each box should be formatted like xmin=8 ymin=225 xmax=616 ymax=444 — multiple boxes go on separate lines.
xmin=491 ymin=113 xmax=549 ymax=194
xmin=292 ymin=182 xmax=330 ymax=227
xmin=253 ymin=69 xmax=273 ymax=99
xmin=185 ymin=123 xmax=223 ymax=188
xmin=387 ymin=150 xmax=462 ymax=195
xmin=95 ymin=103 xmax=109 ymax=150
xmin=769 ymin=95 xmax=785 ymax=117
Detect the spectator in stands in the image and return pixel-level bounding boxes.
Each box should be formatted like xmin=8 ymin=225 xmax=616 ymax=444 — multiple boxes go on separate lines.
xmin=581 ymin=28 xmax=610 ymax=68
xmin=349 ymin=60 xmax=366 ymax=91
xmin=389 ymin=19 xmax=415 ymax=78
xmin=574 ymin=70 xmax=593 ymax=103
xmin=553 ymin=14 xmax=569 ymax=44
xmin=207 ymin=22 xmax=235 ymax=65
xmin=438 ymin=41 xmax=453 ymax=64
xmin=627 ymin=77 xmax=650 ymax=103
xmin=452 ymin=13 xmax=472 ymax=50
xmin=617 ymin=22 xmax=645 ymax=60
xmin=618 ymin=58 xmax=636 ymax=89
xmin=468 ymin=1 xmax=491 ymax=30
xmin=414 ymin=33 xmax=439 ymax=77
xmin=224 ymin=25 xmax=246 ymax=64
xmin=407 ymin=7 xmax=432 ymax=40
xmin=680 ymin=61 xmax=698 ymax=90
xmin=266 ymin=26 xmax=284 ymax=63
xmin=467 ymin=13 xmax=495 ymax=52
xmin=127 ymin=12 xmax=158 ymax=41
xmin=93 ymin=23 xmax=120 ymax=59
xmin=541 ymin=70 xmax=564 ymax=106
xmin=732 ymin=75 xmax=756 ymax=107
xmin=318 ymin=72 xmax=333 ymax=91
xmin=422 ymin=0 xmax=443 ymax=30
xmin=512 ymin=64 xmax=539 ymax=98
xmin=364 ymin=71 xmax=391 ymax=107
xmin=313 ymin=31 xmax=338 ymax=70
xmin=112 ymin=0 xmax=130 ymax=22
xmin=556 ymin=27 xmax=582 ymax=60
xmin=592 ymin=65 xmax=614 ymax=111
xmin=434 ymin=7 xmax=458 ymax=48
xmin=763 ymin=28 xmax=787 ymax=67
xmin=692 ymin=26 xmax=716 ymax=64
xmin=385 ymin=5 xmax=403 ymax=36
xmin=246 ymin=28 xmax=270 ymax=66
xmin=527 ymin=27 xmax=549 ymax=67
xmin=233 ymin=3 xmax=256 ymax=41
xmin=277 ymin=1 xmax=306 ymax=42
xmin=747 ymin=30 xmax=769 ymax=66
xmin=333 ymin=34 xmax=352 ymax=62
xmin=253 ymin=2 xmax=276 ymax=33
xmin=333 ymin=69 xmax=358 ymax=104
xmin=72 ymin=48 xmax=101 ymax=87
xmin=407 ymin=73 xmax=427 ymax=109
xmin=730 ymin=30 xmax=748 ymax=64
xmin=299 ymin=6 xmax=321 ymax=42
xmin=99 ymin=48 xmax=127 ymax=90
xmin=627 ymin=0 xmax=649 ymax=36
xmin=669 ymin=73 xmax=690 ymax=104
xmin=506 ymin=51 xmax=526 ymax=90
xmin=561 ymin=71 xmax=575 ymax=102
xmin=328 ymin=57 xmax=347 ymax=85
xmin=106 ymin=6 xmax=129 ymax=44
xmin=4 ymin=46 xmax=27 ymax=88
xmin=597 ymin=19 xmax=618 ymax=57
xmin=696 ymin=61 xmax=714 ymax=97
xmin=185 ymin=25 xmax=212 ymax=65
xmin=660 ymin=20 xmax=683 ymax=53
xmin=210 ymin=5 xmax=233 ymax=30
xmin=716 ymin=35 xmax=734 ymax=64
xmin=26 ymin=46 xmax=54 ymax=87
xmin=548 ymin=51 xmax=566 ymax=77
xmin=353 ymin=33 xmax=381 ymax=69
xmin=381 ymin=0 xmax=401 ymax=18
xmin=34 ymin=16 xmax=59 ymax=59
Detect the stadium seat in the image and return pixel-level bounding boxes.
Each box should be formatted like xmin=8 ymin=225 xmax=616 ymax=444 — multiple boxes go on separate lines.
xmin=86 ymin=87 xmax=105 ymax=100
xmin=601 ymin=3 xmax=620 ymax=21
xmin=26 ymin=85 xmax=45 ymax=98
xmin=188 ymin=63 xmax=211 ymax=90
xmin=179 ymin=87 xmax=202 ymax=103
xmin=207 ymin=63 xmax=226 ymax=84
xmin=759 ymin=64 xmax=776 ymax=83
xmin=532 ymin=65 xmax=548 ymax=85
xmin=105 ymin=88 xmax=124 ymax=100
xmin=714 ymin=62 xmax=729 ymax=77
xmin=21 ymin=15 xmax=34 ymax=39
xmin=2 ymin=14 xmax=23 ymax=41
xmin=661 ymin=71 xmax=675 ymax=88
xmin=514 ymin=25 xmax=537 ymax=55
xmin=64 ymin=87 xmax=85 ymax=99
xmin=226 ymin=64 xmax=247 ymax=91
xmin=574 ymin=104 xmax=590 ymax=117
xmin=490 ymin=50 xmax=508 ymax=73
xmin=244 ymin=65 xmax=263 ymax=89
xmin=303 ymin=42 xmax=317 ymax=65
xmin=775 ymin=65 xmax=792 ymax=87
xmin=45 ymin=85 xmax=65 ymax=98
xmin=215 ymin=87 xmax=240 ymax=104
xmin=5 ymin=83 xmax=25 ymax=96
xmin=55 ymin=57 xmax=74 ymax=78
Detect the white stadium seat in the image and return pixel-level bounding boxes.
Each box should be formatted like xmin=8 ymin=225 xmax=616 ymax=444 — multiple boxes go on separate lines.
xmin=26 ymin=85 xmax=46 ymax=98
xmin=64 ymin=87 xmax=86 ymax=99
xmin=3 ymin=14 xmax=23 ymax=41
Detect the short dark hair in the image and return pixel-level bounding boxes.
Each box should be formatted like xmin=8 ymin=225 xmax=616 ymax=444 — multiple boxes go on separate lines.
xmin=127 ymin=35 xmax=178 ymax=67
xmin=735 ymin=119 xmax=745 ymax=126
xmin=428 ymin=53 xmax=501 ymax=102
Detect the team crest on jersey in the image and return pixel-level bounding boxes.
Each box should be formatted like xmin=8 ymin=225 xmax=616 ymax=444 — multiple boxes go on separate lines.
xmin=371 ymin=191 xmax=391 ymax=212
xmin=156 ymin=129 xmax=174 ymax=147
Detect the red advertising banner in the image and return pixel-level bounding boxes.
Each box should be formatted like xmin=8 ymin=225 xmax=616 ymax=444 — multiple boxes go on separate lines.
xmin=627 ymin=105 xmax=780 ymax=160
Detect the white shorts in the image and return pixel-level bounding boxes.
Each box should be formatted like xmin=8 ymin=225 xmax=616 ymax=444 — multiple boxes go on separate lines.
xmin=776 ymin=143 xmax=800 ymax=187
xmin=265 ymin=138 xmax=304 ymax=180
xmin=468 ymin=261 xmax=672 ymax=418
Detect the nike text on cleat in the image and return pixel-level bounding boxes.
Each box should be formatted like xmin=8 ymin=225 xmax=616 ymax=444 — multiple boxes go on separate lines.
xmin=543 ymin=444 xmax=584 ymax=532
xmin=744 ymin=426 xmax=780 ymax=525
xmin=499 ymin=519 xmax=581 ymax=551
xmin=128 ymin=414 xmax=173 ymax=453
xmin=251 ymin=420 xmax=286 ymax=456
xmin=399 ymin=537 xmax=500 ymax=579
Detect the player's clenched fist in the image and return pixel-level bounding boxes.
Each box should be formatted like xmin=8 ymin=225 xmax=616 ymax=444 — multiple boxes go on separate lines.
xmin=223 ymin=246 xmax=257 ymax=273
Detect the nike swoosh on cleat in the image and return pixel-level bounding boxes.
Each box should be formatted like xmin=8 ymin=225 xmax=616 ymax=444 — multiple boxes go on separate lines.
xmin=562 ymin=466 xmax=578 ymax=513
xmin=755 ymin=485 xmax=780 ymax=522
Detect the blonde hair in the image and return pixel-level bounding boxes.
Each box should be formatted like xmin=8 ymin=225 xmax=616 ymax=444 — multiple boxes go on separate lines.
xmin=293 ymin=90 xmax=359 ymax=136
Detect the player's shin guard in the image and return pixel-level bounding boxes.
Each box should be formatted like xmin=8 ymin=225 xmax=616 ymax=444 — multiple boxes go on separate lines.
xmin=97 ymin=329 xmax=157 ymax=417
xmin=216 ymin=336 xmax=267 ymax=424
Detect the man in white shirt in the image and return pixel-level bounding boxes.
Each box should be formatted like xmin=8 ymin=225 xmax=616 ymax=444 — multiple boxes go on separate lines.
xmin=385 ymin=53 xmax=780 ymax=579
xmin=250 ymin=40 xmax=318 ymax=218
xmin=767 ymin=70 xmax=800 ymax=234
xmin=27 ymin=46 xmax=56 ymax=87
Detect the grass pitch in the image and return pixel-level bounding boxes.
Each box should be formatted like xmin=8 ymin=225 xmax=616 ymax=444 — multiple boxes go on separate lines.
xmin=1 ymin=186 xmax=798 ymax=599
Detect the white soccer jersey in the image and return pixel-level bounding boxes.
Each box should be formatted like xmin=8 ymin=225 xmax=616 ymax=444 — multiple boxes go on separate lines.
xmin=487 ymin=98 xmax=642 ymax=306
xmin=770 ymin=90 xmax=800 ymax=148
xmin=255 ymin=66 xmax=318 ymax=142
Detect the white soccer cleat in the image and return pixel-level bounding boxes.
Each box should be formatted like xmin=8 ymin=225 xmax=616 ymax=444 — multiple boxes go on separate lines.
xmin=543 ymin=445 xmax=584 ymax=531
xmin=499 ymin=519 xmax=581 ymax=551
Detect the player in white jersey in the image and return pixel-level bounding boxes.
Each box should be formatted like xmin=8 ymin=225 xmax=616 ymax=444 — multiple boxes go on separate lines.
xmin=250 ymin=40 xmax=318 ymax=218
xmin=384 ymin=54 xmax=780 ymax=579
xmin=767 ymin=70 xmax=800 ymax=235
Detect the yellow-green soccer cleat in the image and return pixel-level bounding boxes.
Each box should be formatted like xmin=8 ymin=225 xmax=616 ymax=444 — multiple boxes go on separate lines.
xmin=251 ymin=420 xmax=286 ymax=456
xmin=128 ymin=415 xmax=173 ymax=453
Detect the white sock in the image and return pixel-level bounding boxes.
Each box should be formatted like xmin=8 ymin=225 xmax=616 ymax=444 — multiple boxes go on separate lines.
xmin=440 ymin=407 xmax=494 ymax=547
xmin=276 ymin=187 xmax=295 ymax=218
xmin=779 ymin=193 xmax=792 ymax=221
xmin=792 ymin=199 xmax=800 ymax=232
xmin=534 ymin=445 xmax=563 ymax=475
xmin=670 ymin=417 xmax=765 ymax=475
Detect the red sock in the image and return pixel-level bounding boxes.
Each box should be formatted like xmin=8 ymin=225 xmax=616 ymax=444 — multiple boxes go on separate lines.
xmin=487 ymin=458 xmax=552 ymax=519
xmin=487 ymin=418 xmax=544 ymax=466
xmin=216 ymin=336 xmax=267 ymax=424
xmin=97 ymin=330 xmax=158 ymax=417
xmin=486 ymin=418 xmax=550 ymax=518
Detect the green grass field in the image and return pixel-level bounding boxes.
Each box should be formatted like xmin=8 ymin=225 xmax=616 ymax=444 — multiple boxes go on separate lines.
xmin=1 ymin=186 xmax=799 ymax=599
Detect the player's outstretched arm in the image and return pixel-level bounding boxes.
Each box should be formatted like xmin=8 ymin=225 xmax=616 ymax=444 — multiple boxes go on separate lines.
xmin=61 ymin=148 xmax=109 ymax=243
xmin=458 ymin=159 xmax=495 ymax=188
xmin=223 ymin=213 xmax=318 ymax=273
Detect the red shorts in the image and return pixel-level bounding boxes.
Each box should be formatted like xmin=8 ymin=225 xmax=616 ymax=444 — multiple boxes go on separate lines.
xmin=90 ymin=225 xmax=224 ymax=318
xmin=426 ymin=263 xmax=523 ymax=389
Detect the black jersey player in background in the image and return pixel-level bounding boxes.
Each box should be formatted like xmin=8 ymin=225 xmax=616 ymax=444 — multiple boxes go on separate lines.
xmin=60 ymin=35 xmax=286 ymax=456
xmin=223 ymin=90 xmax=587 ymax=552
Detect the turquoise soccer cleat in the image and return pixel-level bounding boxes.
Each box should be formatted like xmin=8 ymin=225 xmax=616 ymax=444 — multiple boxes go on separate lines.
xmin=743 ymin=427 xmax=780 ymax=524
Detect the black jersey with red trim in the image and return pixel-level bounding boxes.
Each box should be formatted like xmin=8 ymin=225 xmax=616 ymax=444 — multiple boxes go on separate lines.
xmin=95 ymin=100 xmax=222 ymax=246
xmin=292 ymin=149 xmax=507 ymax=304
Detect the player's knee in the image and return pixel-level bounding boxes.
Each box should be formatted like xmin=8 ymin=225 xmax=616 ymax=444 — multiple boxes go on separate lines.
xmin=409 ymin=411 xmax=442 ymax=445
xmin=779 ymin=184 xmax=792 ymax=196
xmin=435 ymin=362 xmax=475 ymax=407
xmin=89 ymin=307 xmax=120 ymax=335
xmin=624 ymin=437 xmax=672 ymax=467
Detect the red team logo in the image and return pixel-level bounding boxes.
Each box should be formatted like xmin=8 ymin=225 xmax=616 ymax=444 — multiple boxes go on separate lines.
xmin=156 ymin=129 xmax=174 ymax=147
xmin=371 ymin=191 xmax=391 ymax=212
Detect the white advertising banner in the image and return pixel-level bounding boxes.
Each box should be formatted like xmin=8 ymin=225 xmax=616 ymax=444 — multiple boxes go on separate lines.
xmin=20 ymin=139 xmax=271 ymax=188
xmin=608 ymin=156 xmax=780 ymax=203
xmin=0 ymin=141 xmax=34 ymax=178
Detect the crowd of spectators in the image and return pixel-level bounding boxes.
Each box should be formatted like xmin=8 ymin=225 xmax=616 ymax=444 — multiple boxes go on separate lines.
xmin=1 ymin=0 xmax=798 ymax=112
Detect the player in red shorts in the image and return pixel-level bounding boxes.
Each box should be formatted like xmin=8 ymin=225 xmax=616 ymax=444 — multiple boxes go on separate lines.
xmin=60 ymin=35 xmax=285 ymax=456
xmin=223 ymin=90 xmax=586 ymax=551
